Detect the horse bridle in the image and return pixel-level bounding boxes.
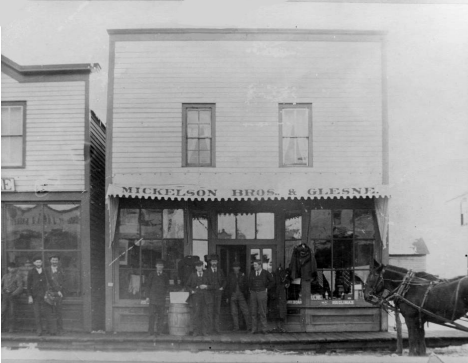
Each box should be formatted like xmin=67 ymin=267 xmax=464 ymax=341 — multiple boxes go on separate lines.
xmin=365 ymin=268 xmax=387 ymax=304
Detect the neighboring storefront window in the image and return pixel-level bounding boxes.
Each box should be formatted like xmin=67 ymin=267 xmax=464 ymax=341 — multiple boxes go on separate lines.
xmin=118 ymin=208 xmax=184 ymax=300
xmin=2 ymin=203 xmax=81 ymax=296
xmin=192 ymin=213 xmax=209 ymax=267
xmin=286 ymin=208 xmax=375 ymax=303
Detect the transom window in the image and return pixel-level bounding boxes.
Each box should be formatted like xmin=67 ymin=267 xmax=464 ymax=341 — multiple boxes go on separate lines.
xmin=183 ymin=104 xmax=215 ymax=167
xmin=279 ymin=103 xmax=312 ymax=167
xmin=2 ymin=102 xmax=26 ymax=168
xmin=217 ymin=213 xmax=274 ymax=239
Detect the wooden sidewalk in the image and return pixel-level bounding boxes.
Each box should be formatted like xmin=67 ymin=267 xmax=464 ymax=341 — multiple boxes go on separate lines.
xmin=2 ymin=330 xmax=468 ymax=352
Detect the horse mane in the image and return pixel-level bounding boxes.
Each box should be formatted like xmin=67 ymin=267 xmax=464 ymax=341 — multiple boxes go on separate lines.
xmin=385 ymin=264 xmax=461 ymax=282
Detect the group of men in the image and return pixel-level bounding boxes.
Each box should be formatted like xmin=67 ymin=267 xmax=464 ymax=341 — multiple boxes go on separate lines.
xmin=145 ymin=254 xmax=275 ymax=336
xmin=1 ymin=256 xmax=65 ymax=336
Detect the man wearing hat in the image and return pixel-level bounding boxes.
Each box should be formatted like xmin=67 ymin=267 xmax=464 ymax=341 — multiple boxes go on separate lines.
xmin=186 ymin=260 xmax=211 ymax=336
xmin=205 ymin=254 xmax=226 ymax=333
xmin=248 ymin=259 xmax=274 ymax=334
xmin=225 ymin=261 xmax=251 ymax=332
xmin=145 ymin=259 xmax=169 ymax=336
xmin=1 ymin=262 xmax=23 ymax=333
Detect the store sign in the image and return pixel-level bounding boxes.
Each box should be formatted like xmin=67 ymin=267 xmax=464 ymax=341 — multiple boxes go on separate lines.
xmin=108 ymin=184 xmax=390 ymax=200
xmin=1 ymin=178 xmax=16 ymax=192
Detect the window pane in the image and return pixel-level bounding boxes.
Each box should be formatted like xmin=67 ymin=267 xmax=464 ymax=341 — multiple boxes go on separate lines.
xmin=163 ymin=209 xmax=184 ymax=238
xmin=355 ymin=240 xmax=374 ymax=268
xmin=333 ymin=239 xmax=353 ymax=269
xmin=187 ymin=110 xmax=199 ymax=124
xmin=282 ymin=109 xmax=295 ymax=136
xmin=198 ymin=138 xmax=210 ymax=151
xmin=314 ymin=240 xmax=331 ymax=268
xmin=2 ymin=136 xmax=23 ymax=166
xmin=199 ymin=110 xmax=211 ymax=124
xmin=199 ymin=151 xmax=211 ymax=165
xmin=9 ymin=107 xmax=23 ymax=134
xmin=236 ymin=213 xmax=255 ymax=239
xmin=5 ymin=204 xmax=42 ymax=250
xmin=283 ymin=138 xmax=308 ymax=166
xmin=335 ymin=269 xmax=352 ymax=296
xmin=262 ymin=248 xmax=273 ymax=272
xmin=119 ymin=267 xmax=142 ymax=300
xmin=218 ymin=214 xmax=235 ymax=239
xmin=165 ymin=240 xmax=184 ymax=279
xmin=355 ymin=210 xmax=375 ymax=238
xmin=199 ymin=124 xmax=211 ymax=137
xmin=295 ymin=109 xmax=309 ymax=137
xmin=45 ymin=251 xmax=80 ymax=297
xmin=192 ymin=215 xmax=208 ymax=240
xmin=140 ymin=240 xmax=163 ymax=269
xmin=193 ymin=240 xmax=208 ymax=267
xmin=250 ymin=248 xmax=260 ymax=271
xmin=141 ymin=209 xmax=162 ymax=239
xmin=119 ymin=209 xmax=139 ymax=238
xmin=310 ymin=210 xmax=331 ymax=239
xmin=285 ymin=212 xmax=302 ymax=240
xmin=44 ymin=204 xmax=80 ymax=250
xmin=256 ymin=213 xmax=274 ymax=239
xmin=7 ymin=251 xmax=35 ymax=291
xmin=333 ymin=210 xmax=354 ymax=238
xmin=1 ymin=107 xmax=9 ymax=134
xmin=187 ymin=124 xmax=199 ymax=137
xmin=187 ymin=139 xmax=199 ymax=150
xmin=187 ymin=150 xmax=199 ymax=165
xmin=285 ymin=240 xmax=296 ymax=268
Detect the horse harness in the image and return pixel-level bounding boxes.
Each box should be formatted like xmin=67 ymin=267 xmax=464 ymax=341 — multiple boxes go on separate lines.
xmin=372 ymin=268 xmax=468 ymax=331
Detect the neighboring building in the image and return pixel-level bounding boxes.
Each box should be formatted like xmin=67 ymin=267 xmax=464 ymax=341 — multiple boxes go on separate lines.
xmin=389 ymin=238 xmax=430 ymax=272
xmin=1 ymin=56 xmax=106 ymax=331
xmin=105 ymin=29 xmax=390 ymax=333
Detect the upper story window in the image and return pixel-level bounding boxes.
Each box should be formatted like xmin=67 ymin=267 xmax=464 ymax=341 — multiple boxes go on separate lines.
xmin=2 ymin=102 xmax=26 ymax=168
xmin=182 ymin=104 xmax=215 ymax=167
xmin=279 ymin=103 xmax=312 ymax=167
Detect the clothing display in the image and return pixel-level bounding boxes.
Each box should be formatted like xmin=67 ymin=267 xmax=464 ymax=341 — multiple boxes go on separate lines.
xmin=289 ymin=243 xmax=317 ymax=281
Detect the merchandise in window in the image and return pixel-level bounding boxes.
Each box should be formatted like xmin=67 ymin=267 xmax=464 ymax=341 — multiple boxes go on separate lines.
xmin=118 ymin=208 xmax=185 ymax=300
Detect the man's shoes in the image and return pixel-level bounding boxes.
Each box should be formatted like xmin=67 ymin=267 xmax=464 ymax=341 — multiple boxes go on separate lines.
xmin=37 ymin=331 xmax=43 ymax=336
xmin=192 ymin=332 xmax=199 ymax=337
xmin=250 ymin=330 xmax=257 ymax=334
xmin=147 ymin=332 xmax=155 ymax=337
xmin=232 ymin=328 xmax=240 ymax=332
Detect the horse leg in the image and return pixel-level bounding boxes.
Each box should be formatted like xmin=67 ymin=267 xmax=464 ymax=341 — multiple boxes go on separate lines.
xmin=417 ymin=323 xmax=426 ymax=356
xmin=405 ymin=318 xmax=418 ymax=356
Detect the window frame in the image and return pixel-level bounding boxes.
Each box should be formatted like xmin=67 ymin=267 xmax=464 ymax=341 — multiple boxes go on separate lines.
xmin=278 ymin=103 xmax=313 ymax=167
xmin=1 ymin=101 xmax=27 ymax=169
xmin=182 ymin=103 xmax=216 ymax=167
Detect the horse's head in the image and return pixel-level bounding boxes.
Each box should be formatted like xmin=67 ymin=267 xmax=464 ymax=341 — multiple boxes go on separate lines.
xmin=364 ymin=263 xmax=385 ymax=304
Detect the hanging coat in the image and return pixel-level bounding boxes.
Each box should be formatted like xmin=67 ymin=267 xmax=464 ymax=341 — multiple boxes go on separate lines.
xmin=289 ymin=244 xmax=317 ymax=281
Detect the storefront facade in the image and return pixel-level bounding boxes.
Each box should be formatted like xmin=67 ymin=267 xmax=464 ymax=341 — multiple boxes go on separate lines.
xmin=105 ymin=29 xmax=390 ymax=332
xmin=1 ymin=56 xmax=106 ymax=331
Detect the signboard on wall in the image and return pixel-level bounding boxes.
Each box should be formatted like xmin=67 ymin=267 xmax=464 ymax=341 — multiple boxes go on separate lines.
xmin=1 ymin=178 xmax=15 ymax=192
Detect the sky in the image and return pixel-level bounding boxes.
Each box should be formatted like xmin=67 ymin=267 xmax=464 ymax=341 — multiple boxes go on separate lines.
xmin=1 ymin=0 xmax=468 ymax=277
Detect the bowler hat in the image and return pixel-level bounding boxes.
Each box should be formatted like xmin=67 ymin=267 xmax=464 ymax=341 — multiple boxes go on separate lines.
xmin=194 ymin=260 xmax=204 ymax=266
xmin=209 ymin=254 xmax=219 ymax=261
xmin=155 ymin=259 xmax=165 ymax=265
xmin=232 ymin=261 xmax=240 ymax=268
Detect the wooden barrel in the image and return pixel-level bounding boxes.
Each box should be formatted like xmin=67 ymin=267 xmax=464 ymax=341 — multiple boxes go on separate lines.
xmin=168 ymin=303 xmax=191 ymax=336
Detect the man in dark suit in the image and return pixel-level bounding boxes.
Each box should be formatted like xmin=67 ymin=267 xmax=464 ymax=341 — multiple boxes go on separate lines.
xmin=248 ymin=259 xmax=274 ymax=334
xmin=204 ymin=254 xmax=226 ymax=333
xmin=27 ymin=256 xmax=56 ymax=336
xmin=186 ymin=260 xmax=212 ymax=336
xmin=1 ymin=262 xmax=23 ymax=333
xmin=145 ymin=259 xmax=169 ymax=336
xmin=226 ymin=261 xmax=251 ymax=332
xmin=46 ymin=255 xmax=65 ymax=334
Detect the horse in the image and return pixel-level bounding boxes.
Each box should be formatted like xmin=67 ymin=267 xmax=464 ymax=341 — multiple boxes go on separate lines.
xmin=364 ymin=263 xmax=468 ymax=356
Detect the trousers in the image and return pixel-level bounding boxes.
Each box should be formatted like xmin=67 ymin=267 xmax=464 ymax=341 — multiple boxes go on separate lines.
xmin=230 ymin=290 xmax=251 ymax=330
xmin=1 ymin=294 xmax=18 ymax=332
xmin=33 ymin=297 xmax=57 ymax=334
xmin=148 ymin=304 xmax=165 ymax=333
xmin=250 ymin=290 xmax=267 ymax=333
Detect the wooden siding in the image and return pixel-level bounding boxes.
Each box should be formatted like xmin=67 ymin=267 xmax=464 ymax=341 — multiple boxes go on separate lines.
xmin=89 ymin=113 xmax=106 ymax=330
xmin=1 ymin=73 xmax=86 ymax=191
xmin=111 ymin=40 xmax=383 ymax=186
xmin=389 ymin=255 xmax=427 ymax=272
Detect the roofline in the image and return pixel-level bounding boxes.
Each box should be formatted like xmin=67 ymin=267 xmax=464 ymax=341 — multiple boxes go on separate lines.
xmin=1 ymin=55 xmax=100 ymax=75
xmin=107 ymin=28 xmax=387 ymax=37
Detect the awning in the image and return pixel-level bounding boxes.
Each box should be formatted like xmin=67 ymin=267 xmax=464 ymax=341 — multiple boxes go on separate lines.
xmin=106 ymin=183 xmax=391 ymax=201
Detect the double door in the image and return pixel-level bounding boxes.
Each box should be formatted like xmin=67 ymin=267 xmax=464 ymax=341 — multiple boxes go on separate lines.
xmin=217 ymin=244 xmax=277 ymax=276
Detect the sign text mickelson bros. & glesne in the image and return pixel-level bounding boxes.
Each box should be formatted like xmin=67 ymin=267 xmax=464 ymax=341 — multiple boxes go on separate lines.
xmin=116 ymin=186 xmax=380 ymax=198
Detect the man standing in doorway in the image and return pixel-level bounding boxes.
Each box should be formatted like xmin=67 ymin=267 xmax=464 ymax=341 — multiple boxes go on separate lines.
xmin=145 ymin=259 xmax=169 ymax=336
xmin=47 ymin=256 xmax=65 ymax=334
xmin=186 ymin=260 xmax=211 ymax=336
xmin=248 ymin=259 xmax=274 ymax=334
xmin=27 ymin=256 xmax=56 ymax=336
xmin=226 ymin=261 xmax=251 ymax=332
xmin=205 ymin=254 xmax=226 ymax=333
xmin=1 ymin=262 xmax=23 ymax=333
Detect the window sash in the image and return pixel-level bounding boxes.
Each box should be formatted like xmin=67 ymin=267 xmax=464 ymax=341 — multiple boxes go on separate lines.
xmin=183 ymin=104 xmax=215 ymax=167
xmin=1 ymin=103 xmax=25 ymax=168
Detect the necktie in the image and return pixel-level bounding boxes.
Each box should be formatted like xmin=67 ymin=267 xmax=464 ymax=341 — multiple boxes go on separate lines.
xmin=213 ymin=268 xmax=217 ymax=272
xmin=157 ymin=272 xmax=161 ymax=276
xmin=256 ymin=271 xmax=259 ymax=277
xmin=198 ymin=273 xmax=202 ymax=277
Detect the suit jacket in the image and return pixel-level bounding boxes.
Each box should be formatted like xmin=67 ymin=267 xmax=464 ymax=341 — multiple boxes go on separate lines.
xmin=186 ymin=271 xmax=213 ymax=304
xmin=145 ymin=271 xmax=169 ymax=305
xmin=46 ymin=266 xmax=66 ymax=294
xmin=226 ymin=271 xmax=249 ymax=298
xmin=205 ymin=267 xmax=226 ymax=294
xmin=248 ymin=269 xmax=275 ymax=292
xmin=27 ymin=268 xmax=48 ymax=298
